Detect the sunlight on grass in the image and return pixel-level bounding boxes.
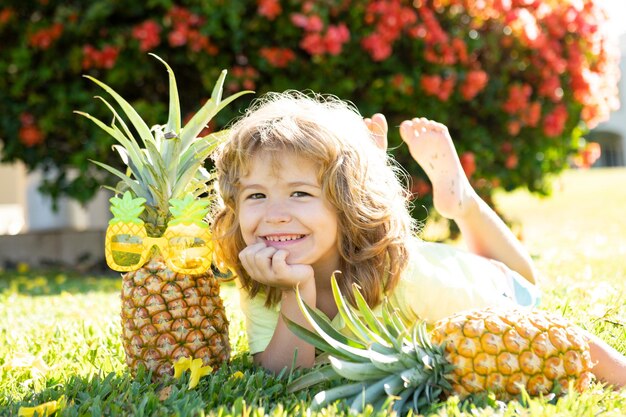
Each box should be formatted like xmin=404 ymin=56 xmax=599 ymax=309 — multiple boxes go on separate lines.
xmin=495 ymin=168 xmax=626 ymax=360
xmin=1 ymin=168 xmax=625 ymax=416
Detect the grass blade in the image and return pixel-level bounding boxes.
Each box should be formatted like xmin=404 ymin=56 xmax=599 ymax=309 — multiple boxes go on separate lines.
xmin=287 ymin=365 xmax=340 ymax=393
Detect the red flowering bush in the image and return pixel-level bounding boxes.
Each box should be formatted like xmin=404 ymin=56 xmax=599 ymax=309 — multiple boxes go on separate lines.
xmin=0 ymin=0 xmax=619 ymax=221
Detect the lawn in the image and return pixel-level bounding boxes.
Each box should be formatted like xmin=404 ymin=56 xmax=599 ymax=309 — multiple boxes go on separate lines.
xmin=1 ymin=167 xmax=625 ymax=416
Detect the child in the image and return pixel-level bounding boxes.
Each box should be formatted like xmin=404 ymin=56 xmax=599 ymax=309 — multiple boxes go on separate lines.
xmin=212 ymin=91 xmax=626 ymax=386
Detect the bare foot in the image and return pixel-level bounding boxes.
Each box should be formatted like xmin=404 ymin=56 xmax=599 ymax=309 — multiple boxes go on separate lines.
xmin=399 ymin=118 xmax=477 ymax=219
xmin=364 ymin=113 xmax=388 ymax=151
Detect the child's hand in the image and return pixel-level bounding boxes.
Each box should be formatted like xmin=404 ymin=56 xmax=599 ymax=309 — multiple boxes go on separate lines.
xmin=238 ymin=242 xmax=315 ymax=290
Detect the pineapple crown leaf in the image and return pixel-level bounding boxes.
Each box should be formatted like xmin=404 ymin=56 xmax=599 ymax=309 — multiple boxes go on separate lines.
xmin=331 ymin=274 xmax=394 ymax=348
xmin=79 ymin=56 xmax=251 ymax=219
xmin=90 ymin=159 xmax=146 ymax=200
xmin=287 ymin=275 xmax=451 ymax=415
xmin=168 ymin=194 xmax=210 ymax=228
xmin=180 ymin=75 xmax=253 ymax=152
xmin=109 ymin=191 xmax=146 ymax=225
xmin=82 ymin=74 xmax=153 ymax=149
xmin=76 ymin=100 xmax=157 ymax=196
xmin=149 ymin=53 xmax=181 ymax=138
xmin=92 ymin=95 xmax=144 ymax=166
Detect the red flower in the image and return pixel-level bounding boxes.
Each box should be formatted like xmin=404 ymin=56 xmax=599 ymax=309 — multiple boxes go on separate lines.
xmin=543 ymin=104 xmax=568 ymax=137
xmin=290 ymin=13 xmax=309 ymax=29
xmin=410 ymin=177 xmax=432 ymax=199
xmin=300 ymin=32 xmax=326 ymax=56
xmin=167 ymin=6 xmax=201 ymax=26
xmin=260 ymin=47 xmax=296 ymax=68
xmin=437 ymin=76 xmax=456 ymax=101
xmin=505 ymin=153 xmax=519 ymax=169
xmin=81 ymin=44 xmax=119 ymax=70
xmin=19 ymin=126 xmax=44 ymax=147
xmin=19 ymin=113 xmax=44 ymax=147
xmin=502 ymin=84 xmax=532 ymax=114
xmin=257 ymin=0 xmax=282 ymax=20
xmin=538 ymin=75 xmax=562 ymax=102
xmin=507 ymin=120 xmax=521 ymax=136
xmin=460 ymin=152 xmax=476 ymax=178
xmin=361 ymin=33 xmax=392 ymax=61
xmin=28 ymin=23 xmax=63 ymax=49
xmin=168 ymin=24 xmax=188 ymax=47
xmin=460 ymin=70 xmax=488 ymax=100
xmin=227 ymin=66 xmax=259 ymax=92
xmin=573 ymin=142 xmax=602 ymax=169
xmin=291 ymin=13 xmax=324 ymax=32
xmin=132 ymin=20 xmax=161 ymax=52
xmin=420 ymin=74 xmax=441 ymax=97
xmin=0 ymin=8 xmax=14 ymax=25
xmin=187 ymin=30 xmax=218 ymax=54
xmin=522 ymin=101 xmax=541 ymax=127
xmin=324 ymin=24 xmax=350 ymax=55
xmin=452 ymin=38 xmax=468 ymax=64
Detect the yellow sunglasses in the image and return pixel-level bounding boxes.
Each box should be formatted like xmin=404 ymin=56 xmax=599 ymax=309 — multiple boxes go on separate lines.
xmin=105 ymin=192 xmax=213 ymax=275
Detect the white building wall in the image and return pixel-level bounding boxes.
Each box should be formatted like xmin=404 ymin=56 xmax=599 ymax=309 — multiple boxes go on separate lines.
xmin=591 ymin=33 xmax=626 ymax=166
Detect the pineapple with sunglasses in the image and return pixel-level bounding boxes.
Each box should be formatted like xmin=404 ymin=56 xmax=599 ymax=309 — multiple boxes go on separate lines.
xmin=77 ymin=54 xmax=251 ymax=378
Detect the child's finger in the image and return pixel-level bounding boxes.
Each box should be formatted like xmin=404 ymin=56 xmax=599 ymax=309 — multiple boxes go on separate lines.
xmin=270 ymin=250 xmax=289 ymax=274
xmin=252 ymin=246 xmax=279 ymax=276
xmin=239 ymin=244 xmax=275 ymax=281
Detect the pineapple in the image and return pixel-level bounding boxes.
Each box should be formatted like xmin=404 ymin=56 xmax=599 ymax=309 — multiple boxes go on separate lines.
xmin=76 ymin=54 xmax=251 ymax=378
xmin=286 ymin=275 xmax=594 ymax=414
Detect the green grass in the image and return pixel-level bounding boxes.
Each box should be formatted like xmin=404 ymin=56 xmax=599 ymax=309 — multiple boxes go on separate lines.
xmin=1 ymin=168 xmax=626 ymax=416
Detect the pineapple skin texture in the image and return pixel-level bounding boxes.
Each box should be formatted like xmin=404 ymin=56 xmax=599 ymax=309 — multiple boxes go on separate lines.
xmin=431 ymin=307 xmax=595 ymax=400
xmin=120 ymin=255 xmax=230 ymax=379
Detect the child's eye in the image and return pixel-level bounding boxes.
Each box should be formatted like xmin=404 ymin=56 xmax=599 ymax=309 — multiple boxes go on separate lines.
xmin=292 ymin=191 xmax=311 ymax=197
xmin=246 ymin=193 xmax=265 ymax=200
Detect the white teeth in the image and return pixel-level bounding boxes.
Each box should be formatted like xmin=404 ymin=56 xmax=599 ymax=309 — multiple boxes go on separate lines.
xmin=264 ymin=235 xmax=303 ymax=242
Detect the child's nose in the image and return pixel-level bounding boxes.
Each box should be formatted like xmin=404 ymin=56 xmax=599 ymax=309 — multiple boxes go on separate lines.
xmin=264 ymin=202 xmax=291 ymax=223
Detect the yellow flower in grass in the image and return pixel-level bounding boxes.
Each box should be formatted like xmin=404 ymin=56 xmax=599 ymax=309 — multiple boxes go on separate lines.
xmin=18 ymin=395 xmax=64 ymax=417
xmin=230 ymin=371 xmax=244 ymax=381
xmin=173 ymin=356 xmax=192 ymax=379
xmin=172 ymin=357 xmax=213 ymax=389
xmin=188 ymin=358 xmax=213 ymax=389
xmin=17 ymin=262 xmax=29 ymax=274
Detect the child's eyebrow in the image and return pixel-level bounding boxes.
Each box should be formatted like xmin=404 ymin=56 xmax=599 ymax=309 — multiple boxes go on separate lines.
xmin=239 ymin=181 xmax=320 ymax=191
xmin=239 ymin=183 xmax=263 ymax=191
xmin=287 ymin=181 xmax=320 ymax=188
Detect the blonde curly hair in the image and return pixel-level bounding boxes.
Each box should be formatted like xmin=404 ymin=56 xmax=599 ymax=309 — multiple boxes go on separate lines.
xmin=212 ymin=91 xmax=416 ymax=307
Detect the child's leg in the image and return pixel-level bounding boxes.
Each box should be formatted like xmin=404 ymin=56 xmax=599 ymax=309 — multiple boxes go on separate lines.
xmin=586 ymin=331 xmax=626 ymax=388
xmin=399 ymin=118 xmax=538 ymax=284
xmin=364 ymin=113 xmax=388 ymax=151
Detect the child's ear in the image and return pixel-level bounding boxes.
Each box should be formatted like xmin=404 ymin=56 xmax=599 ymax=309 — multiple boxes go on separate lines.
xmin=364 ymin=113 xmax=388 ymax=151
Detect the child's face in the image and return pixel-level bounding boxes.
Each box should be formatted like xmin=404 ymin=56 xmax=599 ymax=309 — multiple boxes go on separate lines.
xmin=237 ymin=151 xmax=340 ymax=273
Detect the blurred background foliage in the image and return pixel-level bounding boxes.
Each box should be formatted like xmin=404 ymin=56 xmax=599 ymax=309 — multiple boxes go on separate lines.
xmin=0 ymin=0 xmax=619 ymax=223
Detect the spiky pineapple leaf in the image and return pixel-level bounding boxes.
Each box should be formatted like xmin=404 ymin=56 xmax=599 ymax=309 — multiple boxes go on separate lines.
xmin=180 ymin=81 xmax=253 ymax=152
xmin=311 ymin=382 xmax=366 ymax=409
xmin=352 ymin=284 xmax=399 ymax=349
xmin=331 ymin=274 xmax=390 ymax=347
xmin=82 ymin=75 xmax=153 ymax=149
xmin=287 ymin=364 xmax=340 ymax=393
xmin=283 ymin=315 xmax=363 ymax=363
xmin=75 ymin=110 xmax=144 ymax=182
xmin=291 ymin=287 xmax=373 ymax=361
xmin=89 ymin=160 xmax=144 ymax=199
xmin=149 ymin=53 xmax=181 ymax=138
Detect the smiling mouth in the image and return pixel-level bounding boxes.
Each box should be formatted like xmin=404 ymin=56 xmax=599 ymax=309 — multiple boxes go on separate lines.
xmin=263 ymin=234 xmax=305 ymax=242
